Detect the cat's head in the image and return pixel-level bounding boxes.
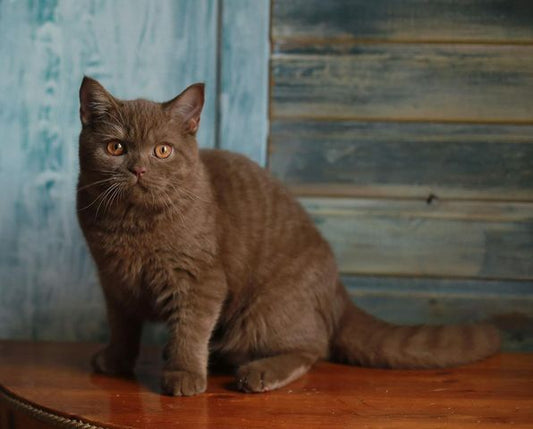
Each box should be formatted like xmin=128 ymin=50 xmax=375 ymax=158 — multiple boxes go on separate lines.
xmin=78 ymin=77 xmax=204 ymax=211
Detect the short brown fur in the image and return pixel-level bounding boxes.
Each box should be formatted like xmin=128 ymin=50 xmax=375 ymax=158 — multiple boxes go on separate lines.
xmin=77 ymin=77 xmax=500 ymax=396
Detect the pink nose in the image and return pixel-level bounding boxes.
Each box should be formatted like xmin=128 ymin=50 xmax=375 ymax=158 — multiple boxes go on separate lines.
xmin=130 ymin=166 xmax=147 ymax=178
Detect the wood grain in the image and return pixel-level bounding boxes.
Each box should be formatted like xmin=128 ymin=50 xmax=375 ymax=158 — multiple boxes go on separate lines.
xmin=273 ymin=0 xmax=533 ymax=43
xmin=270 ymin=121 xmax=533 ymax=201
xmin=1 ymin=341 xmax=532 ymax=428
xmin=272 ymin=45 xmax=533 ymax=123
xmin=342 ymin=275 xmax=533 ymax=351
xmin=300 ymin=197 xmax=533 ymax=280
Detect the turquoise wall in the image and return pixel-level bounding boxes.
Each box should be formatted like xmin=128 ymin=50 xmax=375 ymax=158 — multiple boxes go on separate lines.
xmin=0 ymin=0 xmax=269 ymax=341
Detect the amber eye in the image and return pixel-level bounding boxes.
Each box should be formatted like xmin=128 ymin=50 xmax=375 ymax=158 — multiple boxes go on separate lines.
xmin=106 ymin=141 xmax=125 ymax=156
xmin=154 ymin=143 xmax=172 ymax=159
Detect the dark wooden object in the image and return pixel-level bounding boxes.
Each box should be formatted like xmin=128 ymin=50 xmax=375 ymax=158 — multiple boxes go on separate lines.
xmin=0 ymin=341 xmax=532 ymax=428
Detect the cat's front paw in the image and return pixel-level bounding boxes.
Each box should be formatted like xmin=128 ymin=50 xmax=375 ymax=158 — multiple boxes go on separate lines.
xmin=91 ymin=347 xmax=135 ymax=376
xmin=161 ymin=370 xmax=206 ymax=396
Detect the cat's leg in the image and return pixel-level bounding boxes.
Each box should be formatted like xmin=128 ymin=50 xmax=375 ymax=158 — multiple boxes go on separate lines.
xmin=236 ymin=351 xmax=319 ymax=392
xmin=161 ymin=269 xmax=226 ymax=397
xmin=229 ymin=251 xmax=337 ymax=393
xmin=92 ymin=299 xmax=143 ymax=376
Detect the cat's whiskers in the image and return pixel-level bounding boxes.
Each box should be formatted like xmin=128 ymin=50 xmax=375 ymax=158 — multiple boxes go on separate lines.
xmin=150 ymin=188 xmax=158 ymax=210
xmin=166 ymin=182 xmax=208 ymax=205
xmin=94 ymin=183 xmax=120 ymax=218
xmin=103 ymin=182 xmax=126 ymax=215
xmin=77 ymin=177 xmax=116 ymax=193
xmin=94 ymin=182 xmax=123 ymax=219
xmin=179 ymin=186 xmax=208 ymax=203
xmin=78 ymin=183 xmax=115 ymax=212
xmin=161 ymin=189 xmax=175 ymax=212
xmin=158 ymin=187 xmax=186 ymax=228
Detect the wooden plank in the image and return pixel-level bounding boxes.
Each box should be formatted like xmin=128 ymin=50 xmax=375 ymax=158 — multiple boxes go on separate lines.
xmin=300 ymin=198 xmax=533 ymax=280
xmin=271 ymin=45 xmax=533 ymax=123
xmin=287 ymin=184 xmax=533 ymax=203
xmin=342 ymin=275 xmax=533 ymax=351
xmin=218 ymin=0 xmax=270 ymax=166
xmin=273 ymin=0 xmax=533 ymax=44
xmin=269 ymin=121 xmax=533 ymax=201
xmin=0 ymin=0 xmax=218 ymax=340
xmin=2 ymin=342 xmax=533 ymax=427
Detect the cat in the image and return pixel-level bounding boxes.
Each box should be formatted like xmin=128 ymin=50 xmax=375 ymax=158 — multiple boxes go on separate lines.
xmin=77 ymin=77 xmax=500 ymax=396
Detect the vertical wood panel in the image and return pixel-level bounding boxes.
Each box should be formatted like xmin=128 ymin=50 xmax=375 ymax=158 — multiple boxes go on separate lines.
xmin=218 ymin=0 xmax=270 ymax=165
xmin=0 ymin=0 xmax=218 ymax=341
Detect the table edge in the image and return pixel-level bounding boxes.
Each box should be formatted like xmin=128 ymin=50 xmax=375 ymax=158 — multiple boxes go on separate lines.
xmin=0 ymin=385 xmax=107 ymax=429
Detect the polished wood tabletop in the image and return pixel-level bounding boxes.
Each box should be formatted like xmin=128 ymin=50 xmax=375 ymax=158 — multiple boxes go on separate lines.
xmin=0 ymin=341 xmax=532 ymax=428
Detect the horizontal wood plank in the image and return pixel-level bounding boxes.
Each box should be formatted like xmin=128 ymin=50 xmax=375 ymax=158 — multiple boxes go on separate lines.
xmin=271 ymin=45 xmax=533 ymax=123
xmin=269 ymin=121 xmax=533 ymax=201
xmin=342 ymin=275 xmax=533 ymax=351
xmin=300 ymin=198 xmax=533 ymax=280
xmin=273 ymin=0 xmax=533 ymax=44
xmin=285 ymin=184 xmax=533 ymax=203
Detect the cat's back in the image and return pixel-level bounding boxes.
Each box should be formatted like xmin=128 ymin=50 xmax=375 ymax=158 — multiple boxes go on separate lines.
xmin=200 ymin=149 xmax=296 ymax=212
xmin=200 ymin=149 xmax=268 ymax=185
xmin=199 ymin=149 xmax=330 ymax=282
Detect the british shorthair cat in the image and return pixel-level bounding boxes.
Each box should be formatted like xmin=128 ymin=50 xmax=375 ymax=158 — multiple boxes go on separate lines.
xmin=77 ymin=77 xmax=500 ymax=396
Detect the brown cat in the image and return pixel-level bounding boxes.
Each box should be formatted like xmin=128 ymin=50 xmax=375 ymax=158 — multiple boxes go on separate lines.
xmin=77 ymin=77 xmax=500 ymax=396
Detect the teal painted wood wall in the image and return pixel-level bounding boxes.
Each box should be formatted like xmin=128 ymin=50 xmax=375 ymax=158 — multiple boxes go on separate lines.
xmin=0 ymin=0 xmax=269 ymax=341
xmin=270 ymin=0 xmax=533 ymax=350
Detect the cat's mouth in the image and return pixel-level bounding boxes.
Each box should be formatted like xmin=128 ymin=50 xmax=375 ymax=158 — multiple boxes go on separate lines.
xmin=134 ymin=180 xmax=149 ymax=191
xmin=128 ymin=174 xmax=150 ymax=191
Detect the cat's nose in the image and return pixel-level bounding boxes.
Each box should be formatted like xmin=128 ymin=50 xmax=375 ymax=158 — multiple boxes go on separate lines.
xmin=129 ymin=166 xmax=147 ymax=178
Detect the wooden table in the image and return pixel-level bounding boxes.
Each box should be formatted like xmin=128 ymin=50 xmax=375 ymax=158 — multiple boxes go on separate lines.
xmin=0 ymin=341 xmax=531 ymax=428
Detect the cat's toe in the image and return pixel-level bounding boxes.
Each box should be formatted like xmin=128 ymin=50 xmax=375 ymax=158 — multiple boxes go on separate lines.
xmin=236 ymin=365 xmax=267 ymax=393
xmin=161 ymin=370 xmax=206 ymax=396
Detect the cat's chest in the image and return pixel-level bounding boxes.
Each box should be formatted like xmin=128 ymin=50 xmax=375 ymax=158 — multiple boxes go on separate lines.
xmin=89 ymin=228 xmax=176 ymax=287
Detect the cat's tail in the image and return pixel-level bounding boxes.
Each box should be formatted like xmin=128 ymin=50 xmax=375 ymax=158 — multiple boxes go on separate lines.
xmin=331 ymin=287 xmax=501 ymax=369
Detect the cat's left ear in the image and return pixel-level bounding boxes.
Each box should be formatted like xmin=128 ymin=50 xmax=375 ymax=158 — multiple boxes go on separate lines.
xmin=164 ymin=83 xmax=205 ymax=135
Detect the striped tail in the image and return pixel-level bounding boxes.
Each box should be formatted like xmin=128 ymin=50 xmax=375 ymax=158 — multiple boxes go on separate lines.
xmin=332 ymin=290 xmax=501 ymax=369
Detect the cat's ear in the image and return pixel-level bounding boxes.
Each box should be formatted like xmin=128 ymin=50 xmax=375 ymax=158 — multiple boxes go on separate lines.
xmin=164 ymin=83 xmax=205 ymax=135
xmin=79 ymin=76 xmax=117 ymax=126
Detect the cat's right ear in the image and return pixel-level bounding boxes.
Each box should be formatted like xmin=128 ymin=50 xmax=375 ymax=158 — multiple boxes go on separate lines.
xmin=79 ymin=76 xmax=116 ymax=126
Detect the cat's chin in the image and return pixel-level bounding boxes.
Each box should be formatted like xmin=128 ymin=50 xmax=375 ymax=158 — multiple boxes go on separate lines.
xmin=123 ymin=183 xmax=151 ymax=204
xmin=125 ymin=185 xmax=175 ymax=212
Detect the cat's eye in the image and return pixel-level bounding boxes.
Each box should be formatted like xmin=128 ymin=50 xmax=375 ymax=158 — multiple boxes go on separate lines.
xmin=154 ymin=143 xmax=172 ymax=159
xmin=106 ymin=141 xmax=125 ymax=156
